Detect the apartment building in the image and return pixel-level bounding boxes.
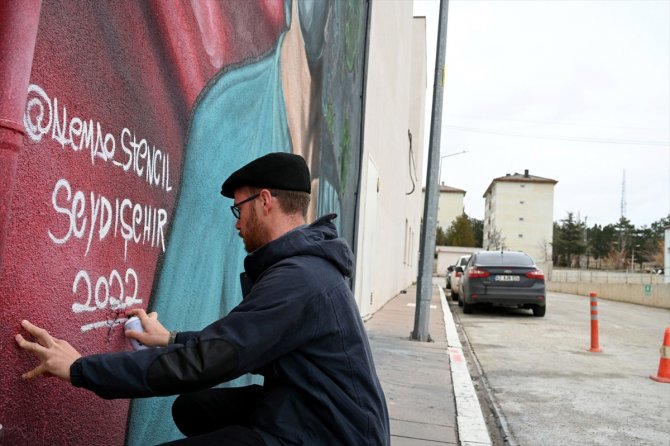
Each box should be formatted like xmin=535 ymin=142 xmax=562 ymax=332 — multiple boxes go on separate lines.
xmin=422 ymin=184 xmax=467 ymax=230
xmin=483 ymin=169 xmax=557 ymax=272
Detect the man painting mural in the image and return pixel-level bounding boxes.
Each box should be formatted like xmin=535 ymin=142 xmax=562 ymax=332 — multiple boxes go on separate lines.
xmin=15 ymin=153 xmax=390 ymax=445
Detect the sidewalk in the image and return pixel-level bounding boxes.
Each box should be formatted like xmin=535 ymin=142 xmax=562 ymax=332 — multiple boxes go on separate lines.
xmin=365 ymin=283 xmax=491 ymax=446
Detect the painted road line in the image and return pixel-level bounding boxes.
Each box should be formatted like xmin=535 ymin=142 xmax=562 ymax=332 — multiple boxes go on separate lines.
xmin=439 ymin=285 xmax=492 ymax=446
xmin=440 ymin=292 xmax=462 ymax=350
xmin=406 ymin=303 xmax=437 ymax=309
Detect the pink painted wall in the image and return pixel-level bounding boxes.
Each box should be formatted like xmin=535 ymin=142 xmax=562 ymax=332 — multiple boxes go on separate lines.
xmin=0 ymin=1 xmax=286 ymax=444
xmin=0 ymin=1 xmax=369 ymax=444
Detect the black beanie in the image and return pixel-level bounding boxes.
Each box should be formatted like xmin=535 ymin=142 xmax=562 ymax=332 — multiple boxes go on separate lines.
xmin=221 ymin=152 xmax=311 ymax=198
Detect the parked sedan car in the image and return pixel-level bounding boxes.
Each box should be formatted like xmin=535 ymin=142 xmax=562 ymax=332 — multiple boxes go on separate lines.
xmin=445 ymin=265 xmax=454 ymax=289
xmin=449 ymin=255 xmax=471 ymax=301
xmin=457 ymin=251 xmax=546 ymax=316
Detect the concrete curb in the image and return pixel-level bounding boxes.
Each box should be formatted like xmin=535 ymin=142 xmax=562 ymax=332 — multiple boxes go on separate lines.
xmin=438 ymin=285 xmax=492 ymax=446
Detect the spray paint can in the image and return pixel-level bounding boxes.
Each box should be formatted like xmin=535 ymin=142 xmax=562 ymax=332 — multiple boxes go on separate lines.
xmin=124 ymin=316 xmax=148 ymax=351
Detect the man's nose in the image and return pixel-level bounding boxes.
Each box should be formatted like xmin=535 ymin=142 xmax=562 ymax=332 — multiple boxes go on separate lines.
xmin=235 ymin=219 xmax=241 ymax=230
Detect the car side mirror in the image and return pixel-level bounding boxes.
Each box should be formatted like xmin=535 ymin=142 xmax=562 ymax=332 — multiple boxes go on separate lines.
xmin=455 ymin=266 xmax=464 ymax=273
xmin=447 ymin=266 xmax=454 ymax=272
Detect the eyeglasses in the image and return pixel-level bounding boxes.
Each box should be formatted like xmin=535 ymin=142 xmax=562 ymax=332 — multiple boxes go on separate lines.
xmin=230 ymin=191 xmax=277 ymax=219
xmin=230 ymin=193 xmax=260 ymax=219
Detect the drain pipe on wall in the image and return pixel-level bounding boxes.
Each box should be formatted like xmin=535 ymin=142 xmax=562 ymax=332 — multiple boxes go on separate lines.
xmin=0 ymin=0 xmax=42 ymax=264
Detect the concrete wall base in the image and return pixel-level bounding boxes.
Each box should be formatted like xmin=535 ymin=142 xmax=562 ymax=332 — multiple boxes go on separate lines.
xmin=547 ymin=281 xmax=670 ymax=309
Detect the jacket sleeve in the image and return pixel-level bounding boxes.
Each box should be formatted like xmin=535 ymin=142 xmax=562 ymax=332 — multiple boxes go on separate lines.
xmin=208 ymin=259 xmax=327 ymax=372
xmin=70 ymin=336 xmax=240 ymax=399
xmin=70 ymin=259 xmax=323 ymax=399
xmin=174 ymin=331 xmax=199 ymax=344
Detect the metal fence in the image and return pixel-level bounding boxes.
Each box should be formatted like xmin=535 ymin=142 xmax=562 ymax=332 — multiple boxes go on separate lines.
xmin=550 ymin=269 xmax=665 ymax=285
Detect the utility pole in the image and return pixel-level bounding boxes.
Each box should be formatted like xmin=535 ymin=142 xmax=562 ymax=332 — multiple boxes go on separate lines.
xmin=620 ymin=169 xmax=627 ymax=220
xmin=412 ymin=0 xmax=449 ymax=342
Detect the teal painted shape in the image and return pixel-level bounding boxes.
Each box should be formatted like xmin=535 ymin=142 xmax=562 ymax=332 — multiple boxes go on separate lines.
xmin=317 ymin=178 xmax=342 ymax=234
xmin=126 ymin=33 xmax=291 ymax=446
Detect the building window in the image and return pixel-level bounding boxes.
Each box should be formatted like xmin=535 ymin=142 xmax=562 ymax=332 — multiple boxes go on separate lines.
xmin=520 ymin=184 xmax=525 ymax=188
xmin=518 ymin=234 xmax=523 ymax=238
xmin=520 ymin=200 xmax=525 ymax=204
xmin=519 ymin=217 xmax=524 ymax=221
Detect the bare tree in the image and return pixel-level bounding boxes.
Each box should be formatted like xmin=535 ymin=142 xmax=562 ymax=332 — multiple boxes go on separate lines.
xmin=486 ymin=227 xmax=505 ymax=251
xmin=537 ymin=238 xmax=551 ymax=262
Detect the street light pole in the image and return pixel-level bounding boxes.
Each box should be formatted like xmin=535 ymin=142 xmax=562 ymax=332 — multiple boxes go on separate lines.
xmin=412 ymin=0 xmax=449 ymax=342
xmin=439 ymin=150 xmax=467 ymax=184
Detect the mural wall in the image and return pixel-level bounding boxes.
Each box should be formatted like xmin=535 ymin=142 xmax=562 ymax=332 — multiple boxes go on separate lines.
xmin=0 ymin=1 xmax=369 ymax=444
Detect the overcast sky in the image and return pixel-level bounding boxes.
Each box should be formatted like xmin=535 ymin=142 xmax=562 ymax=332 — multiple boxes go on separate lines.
xmin=414 ymin=0 xmax=670 ymax=228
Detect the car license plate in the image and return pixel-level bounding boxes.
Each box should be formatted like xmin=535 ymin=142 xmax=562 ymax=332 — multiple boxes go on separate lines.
xmin=495 ymin=275 xmax=520 ymax=282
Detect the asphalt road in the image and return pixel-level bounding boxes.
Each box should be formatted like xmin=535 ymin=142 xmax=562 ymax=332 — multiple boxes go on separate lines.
xmin=447 ymin=290 xmax=670 ymax=446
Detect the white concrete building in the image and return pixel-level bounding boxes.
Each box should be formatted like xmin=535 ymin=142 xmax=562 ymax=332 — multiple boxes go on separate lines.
xmin=422 ymin=184 xmax=466 ymax=230
xmin=482 ymin=169 xmax=557 ymax=272
xmin=354 ymin=2 xmax=427 ymax=318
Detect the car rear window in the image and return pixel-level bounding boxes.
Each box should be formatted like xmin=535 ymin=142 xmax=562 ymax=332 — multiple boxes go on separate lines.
xmin=475 ymin=252 xmax=534 ymax=267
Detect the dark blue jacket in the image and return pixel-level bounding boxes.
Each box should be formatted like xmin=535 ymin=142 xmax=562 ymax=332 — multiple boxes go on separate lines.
xmin=71 ymin=214 xmax=390 ymax=445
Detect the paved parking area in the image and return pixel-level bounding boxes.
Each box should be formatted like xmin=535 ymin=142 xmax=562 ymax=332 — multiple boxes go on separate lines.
xmin=450 ymin=291 xmax=670 ymax=446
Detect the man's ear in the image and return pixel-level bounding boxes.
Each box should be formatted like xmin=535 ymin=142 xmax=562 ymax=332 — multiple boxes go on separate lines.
xmin=259 ymin=189 xmax=275 ymax=213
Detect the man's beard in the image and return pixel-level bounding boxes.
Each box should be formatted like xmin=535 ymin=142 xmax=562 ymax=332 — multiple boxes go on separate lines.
xmin=242 ymin=205 xmax=268 ymax=253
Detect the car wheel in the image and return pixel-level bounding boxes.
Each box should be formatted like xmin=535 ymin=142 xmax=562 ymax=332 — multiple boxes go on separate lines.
xmin=532 ymin=305 xmax=546 ymax=317
xmin=463 ymin=301 xmax=475 ymax=314
xmin=457 ymin=294 xmax=463 ymax=307
xmin=451 ymin=290 xmax=459 ymax=301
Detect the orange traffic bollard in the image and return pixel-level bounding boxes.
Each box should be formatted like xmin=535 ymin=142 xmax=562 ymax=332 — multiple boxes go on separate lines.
xmin=650 ymin=326 xmax=670 ymax=383
xmin=588 ymin=292 xmax=602 ymax=352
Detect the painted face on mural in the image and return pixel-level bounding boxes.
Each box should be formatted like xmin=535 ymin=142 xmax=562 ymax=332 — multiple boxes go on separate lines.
xmin=234 ymin=188 xmax=270 ymax=253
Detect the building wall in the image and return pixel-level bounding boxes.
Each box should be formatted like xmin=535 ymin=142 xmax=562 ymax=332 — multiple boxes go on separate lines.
xmin=421 ymin=187 xmax=465 ymax=230
xmin=665 ymin=228 xmax=670 ymax=284
xmin=484 ymin=180 xmax=554 ymax=270
xmin=547 ymin=281 xmax=670 ymax=309
xmin=354 ymin=0 xmax=426 ymax=318
xmin=438 ymin=190 xmax=465 ymax=229
xmin=0 ymin=1 xmax=371 ymax=444
xmin=435 ymin=246 xmax=478 ymax=276
xmin=407 ymin=18 xmax=427 ymax=275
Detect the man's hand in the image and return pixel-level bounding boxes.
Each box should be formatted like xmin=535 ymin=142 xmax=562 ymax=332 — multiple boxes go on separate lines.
xmin=15 ymin=320 xmax=82 ymax=382
xmin=125 ymin=309 xmax=171 ymax=347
